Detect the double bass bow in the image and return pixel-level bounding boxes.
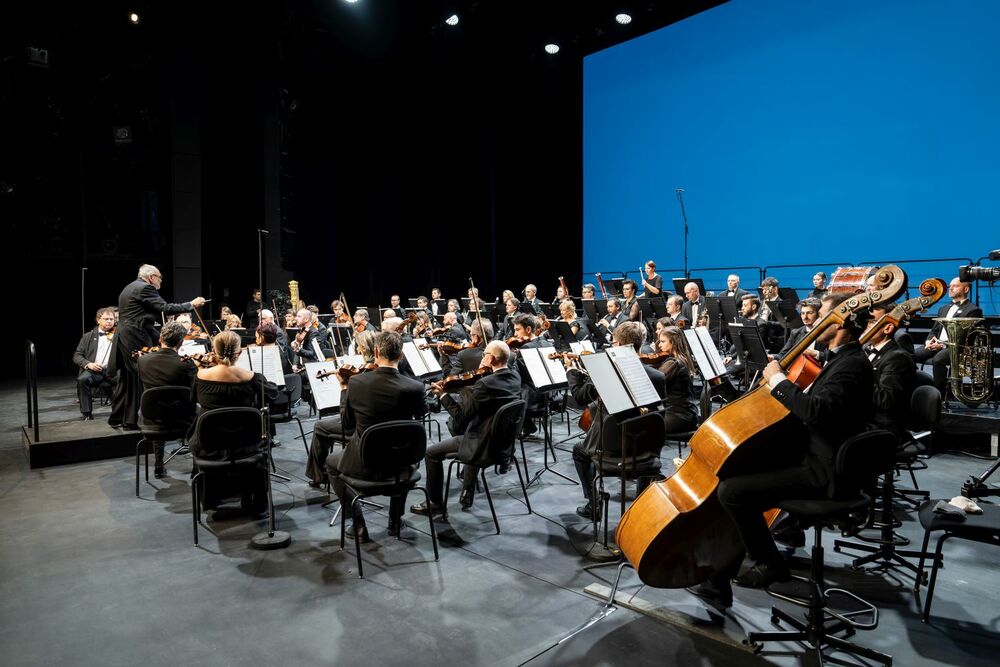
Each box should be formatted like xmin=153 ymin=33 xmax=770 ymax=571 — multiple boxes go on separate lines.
xmin=615 ymin=266 xmax=908 ymax=589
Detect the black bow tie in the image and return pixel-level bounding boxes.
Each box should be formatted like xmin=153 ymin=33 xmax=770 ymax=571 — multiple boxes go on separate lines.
xmin=952 ymin=300 xmax=964 ymax=306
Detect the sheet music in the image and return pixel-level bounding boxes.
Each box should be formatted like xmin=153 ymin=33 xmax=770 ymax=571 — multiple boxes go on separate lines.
xmin=606 ymin=346 xmax=660 ymax=408
xmin=311 ymin=338 xmax=325 ymax=362
xmin=305 ymin=361 xmax=341 ymax=412
xmin=240 ymin=346 xmax=286 ymax=386
xmin=683 ymin=329 xmax=717 ymax=381
xmin=337 ymin=354 xmax=365 ymax=368
xmin=695 ymin=326 xmax=727 ymax=378
xmin=235 ymin=348 xmax=252 ymax=372
xmin=541 ymin=351 xmax=568 ymax=385
xmin=571 ymin=340 xmax=595 ymax=354
xmin=417 ymin=344 xmax=443 ymax=374
xmin=178 ymin=340 xmax=208 ymax=357
xmin=401 ymin=341 xmax=430 ymax=376
xmin=520 ymin=347 xmax=559 ymax=389
xmin=579 ymin=352 xmax=635 ymax=416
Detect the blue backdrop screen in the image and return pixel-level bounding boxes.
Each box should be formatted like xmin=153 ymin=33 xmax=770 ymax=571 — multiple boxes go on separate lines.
xmin=583 ymin=0 xmax=1000 ymax=291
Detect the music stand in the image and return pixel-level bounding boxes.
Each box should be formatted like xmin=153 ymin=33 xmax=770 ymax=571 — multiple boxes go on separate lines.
xmin=538 ymin=302 xmax=558 ymax=320
xmin=637 ymin=298 xmax=655 ymax=321
xmin=518 ymin=301 xmax=537 ymax=315
xmin=519 ymin=347 xmax=574 ymax=487
xmin=606 ymin=278 xmax=625 ymax=297
xmin=649 ymin=298 xmax=668 ymax=319
xmin=550 ymin=322 xmax=577 ymax=351
xmin=702 ymin=296 xmax=722 ymax=338
xmin=727 ymin=321 xmax=770 ymax=386
xmin=672 ymin=277 xmax=705 ymax=295
xmin=580 ymin=319 xmax=605 ymax=348
xmin=778 ymin=287 xmax=800 ymax=302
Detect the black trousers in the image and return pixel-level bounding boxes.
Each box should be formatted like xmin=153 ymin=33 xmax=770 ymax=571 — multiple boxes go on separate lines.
xmin=913 ymin=345 xmax=950 ymax=393
xmin=716 ymin=456 xmax=830 ymax=565
xmin=326 ymin=450 xmax=408 ymax=528
xmin=424 ymin=435 xmax=476 ymax=505
xmin=77 ymin=369 xmax=110 ymax=415
xmin=110 ymin=350 xmax=140 ymax=428
xmin=306 ymin=416 xmax=343 ymax=484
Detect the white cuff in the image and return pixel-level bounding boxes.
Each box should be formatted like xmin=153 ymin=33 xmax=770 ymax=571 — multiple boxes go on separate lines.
xmin=767 ymin=372 xmax=787 ymax=390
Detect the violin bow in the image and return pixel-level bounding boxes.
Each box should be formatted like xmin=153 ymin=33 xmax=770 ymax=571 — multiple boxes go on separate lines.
xmin=191 ymin=303 xmax=216 ymax=345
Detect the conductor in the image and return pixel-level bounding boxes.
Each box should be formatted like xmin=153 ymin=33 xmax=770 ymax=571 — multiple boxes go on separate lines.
xmin=109 ymin=264 xmax=206 ymax=429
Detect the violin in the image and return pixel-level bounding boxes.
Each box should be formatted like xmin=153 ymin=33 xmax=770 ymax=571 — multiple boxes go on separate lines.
xmin=315 ymin=363 xmax=377 ymax=384
xmin=355 ymin=320 xmax=368 ymax=334
xmin=505 ymin=335 xmax=533 ymax=349
xmin=398 ymin=312 xmax=418 ymax=331
xmin=131 ymin=346 xmax=160 ymax=359
xmin=430 ymin=366 xmax=493 ymax=394
xmin=435 ymin=340 xmax=468 ymax=355
xmin=335 ymin=312 xmax=351 ymax=325
xmin=638 ymin=350 xmax=671 ymax=366
xmin=187 ymin=352 xmax=219 ymax=368
xmin=430 ymin=326 xmax=451 ymax=337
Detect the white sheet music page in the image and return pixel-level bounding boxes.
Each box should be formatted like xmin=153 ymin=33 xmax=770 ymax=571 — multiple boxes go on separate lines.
xmin=305 ymin=361 xmax=341 ymax=412
xmin=337 ymin=354 xmax=365 ymax=368
xmin=541 ymin=351 xmax=568 ymax=385
xmin=606 ymin=346 xmax=660 ymax=408
xmin=401 ymin=341 xmax=430 ymax=376
xmin=311 ymin=339 xmax=325 ymax=362
xmin=683 ymin=329 xmax=715 ymax=380
xmin=520 ymin=347 xmax=556 ymax=389
xmin=235 ymin=348 xmax=252 ymax=372
xmin=579 ymin=352 xmax=634 ymax=416
xmin=570 ymin=340 xmax=596 ymax=354
xmin=696 ymin=326 xmax=727 ymax=378
xmin=417 ymin=345 xmax=443 ymax=373
xmin=258 ymin=345 xmax=287 ymax=386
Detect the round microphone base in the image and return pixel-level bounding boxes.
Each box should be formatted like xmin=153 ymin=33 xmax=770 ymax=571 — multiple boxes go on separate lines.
xmin=584 ymin=542 xmax=621 ymax=562
xmin=251 ymin=530 xmax=292 ymax=550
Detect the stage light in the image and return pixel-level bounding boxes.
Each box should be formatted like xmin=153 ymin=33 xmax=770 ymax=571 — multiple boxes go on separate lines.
xmin=615 ymin=13 xmax=632 ymax=25
xmin=343 ymin=0 xmax=360 ymax=4
xmin=445 ymin=14 xmax=459 ymax=26
xmin=129 ymin=12 xmax=140 ymax=24
xmin=544 ymin=43 xmax=560 ymax=55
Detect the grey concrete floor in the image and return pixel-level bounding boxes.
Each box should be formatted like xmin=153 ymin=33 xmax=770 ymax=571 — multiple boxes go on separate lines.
xmin=1 ymin=377 xmax=998 ymax=666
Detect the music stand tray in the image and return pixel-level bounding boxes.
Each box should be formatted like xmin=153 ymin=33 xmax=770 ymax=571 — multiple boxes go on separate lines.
xmin=672 ymin=277 xmax=705 ymax=296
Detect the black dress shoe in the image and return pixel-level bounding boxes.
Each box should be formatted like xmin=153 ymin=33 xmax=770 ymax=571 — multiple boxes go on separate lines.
xmin=344 ymin=523 xmax=370 ymax=543
xmin=154 ymin=465 xmax=166 ymax=479
xmin=686 ymin=580 xmax=734 ymax=608
xmin=122 ymin=424 xmax=140 ymax=432
xmin=576 ymin=502 xmax=597 ymax=520
xmin=82 ymin=413 xmax=93 ymax=421
xmin=733 ymin=560 xmax=790 ymax=589
xmin=410 ymin=501 xmax=444 ymax=516
xmin=307 ymin=479 xmax=323 ymax=489
xmin=459 ymin=489 xmax=474 ymax=510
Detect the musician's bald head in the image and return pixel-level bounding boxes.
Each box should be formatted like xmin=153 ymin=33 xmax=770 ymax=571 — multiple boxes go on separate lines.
xmin=684 ymin=282 xmax=700 ymax=301
xmin=484 ymin=340 xmax=511 ymax=367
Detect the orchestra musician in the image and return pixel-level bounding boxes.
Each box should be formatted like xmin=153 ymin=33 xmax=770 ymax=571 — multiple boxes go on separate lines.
xmin=869 ymin=302 xmax=915 ymax=357
xmin=511 ymin=313 xmax=553 ymax=436
xmin=691 ymin=293 xmax=874 ymax=606
xmin=325 ymin=331 xmax=428 ymax=542
xmin=220 ymin=305 xmax=234 ymax=320
xmin=597 ymin=298 xmax=627 ymax=340
xmin=444 ymin=320 xmax=493 ymax=376
xmin=864 ymin=302 xmax=916 ymax=444
xmin=809 ymin=272 xmax=829 ymax=299
xmin=464 ymin=297 xmax=485 ymax=331
xmin=289 ymin=308 xmax=321 ymax=366
xmin=415 ymin=340 xmax=521 ymax=515
xmin=655 ymin=326 xmax=699 ymax=434
xmin=354 ymin=308 xmax=377 ymax=334
xmin=913 ymin=277 xmax=982 ymax=393
xmin=722 ymin=274 xmax=749 ymax=301
xmin=523 ymin=284 xmax=541 ymax=313
xmin=498 ymin=297 xmax=520 ymax=339
xmin=640 ymin=260 xmax=664 ymax=297
xmin=776 ymin=298 xmax=822 ymax=358
xmin=305 ymin=330 xmax=377 ymax=487
xmin=681 ymin=282 xmax=705 ymax=325
xmin=430 ymin=288 xmax=443 ymax=315
xmin=415 ymin=296 xmax=433 ymax=319
xmin=620 ymin=279 xmax=641 ymax=322
xmin=567 ymin=322 xmax=666 ymax=520
xmin=110 ymin=264 xmax=205 ymax=430
xmin=259 ymin=309 xmax=289 ymax=357
xmin=244 ymin=289 xmax=263 ymax=331
xmin=224 ymin=313 xmax=243 ymax=331
xmin=187 ymin=330 xmax=279 ymax=515
xmin=558 ymin=299 xmax=585 ymax=341
xmin=137 ymin=321 xmax=197 ymax=477
xmin=441 ymin=311 xmax=470 ymax=342
xmin=389 ymin=294 xmax=403 ymax=316
xmin=410 ymin=310 xmax=433 ymax=340
xmin=758 ymin=277 xmax=781 ymax=321
xmin=330 ymin=300 xmax=350 ymax=324
xmin=581 ymin=284 xmax=596 ymax=300
xmin=446 ymin=299 xmax=462 ymax=316
xmin=665 ymin=295 xmax=688 ymax=328
xmin=73 ymin=307 xmax=118 ymax=420
xmin=252 ymin=322 xmax=294 ymax=375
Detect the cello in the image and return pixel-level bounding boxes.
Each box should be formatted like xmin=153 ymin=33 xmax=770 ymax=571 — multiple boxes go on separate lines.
xmin=615 ymin=266 xmax=908 ymax=588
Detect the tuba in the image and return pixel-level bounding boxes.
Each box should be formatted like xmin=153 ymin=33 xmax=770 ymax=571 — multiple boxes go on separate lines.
xmin=937 ymin=317 xmax=994 ymax=406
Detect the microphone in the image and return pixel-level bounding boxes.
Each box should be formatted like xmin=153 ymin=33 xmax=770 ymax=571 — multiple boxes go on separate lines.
xmin=675 ymin=188 xmax=684 ymax=194
xmin=258 ymin=229 xmax=270 ymax=235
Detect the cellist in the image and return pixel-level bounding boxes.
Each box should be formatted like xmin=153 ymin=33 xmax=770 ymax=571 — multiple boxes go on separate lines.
xmin=691 ymin=292 xmax=874 ymax=606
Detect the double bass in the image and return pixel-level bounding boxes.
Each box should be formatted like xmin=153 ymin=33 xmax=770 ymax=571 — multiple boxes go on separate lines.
xmin=615 ymin=266 xmax=908 ymax=588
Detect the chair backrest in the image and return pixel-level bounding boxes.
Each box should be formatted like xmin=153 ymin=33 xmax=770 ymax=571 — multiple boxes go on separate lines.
xmin=358 ymin=420 xmax=427 ymax=478
xmin=192 ymin=407 xmax=266 ymax=462
xmin=486 ymin=400 xmax=527 ymax=463
xmin=600 ymin=410 xmax=666 ymax=460
xmin=909 ymin=384 xmax=942 ymax=432
xmin=284 ymin=373 xmax=302 ymax=403
xmin=912 ymin=370 xmax=934 ymax=389
xmin=140 ymin=386 xmax=195 ymax=426
xmin=833 ymin=429 xmax=896 ymax=500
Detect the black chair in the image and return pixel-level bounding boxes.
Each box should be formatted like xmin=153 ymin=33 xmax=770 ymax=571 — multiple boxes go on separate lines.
xmin=135 ymin=386 xmax=195 ymax=496
xmin=591 ymin=411 xmax=666 ymax=532
xmin=746 ymin=429 xmax=897 ymax=667
xmin=913 ymin=500 xmax=1000 ymax=623
xmin=189 ymin=407 xmax=273 ymax=546
xmin=442 ymin=400 xmax=531 ymax=533
xmin=268 ymin=373 xmax=308 ymax=454
xmin=336 ymin=420 xmax=439 ymax=578
xmin=894 ymin=383 xmax=941 ymax=507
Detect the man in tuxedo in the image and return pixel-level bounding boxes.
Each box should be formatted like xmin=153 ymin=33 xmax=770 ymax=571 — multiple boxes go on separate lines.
xmin=864 ymin=304 xmax=916 ymax=443
xmin=758 ymin=277 xmax=781 ymax=322
xmin=498 ymin=297 xmax=520 ymax=339
xmin=523 ymin=284 xmax=541 ymax=314
xmin=692 ymin=293 xmax=874 ymax=606
xmin=441 ymin=311 xmax=470 ymax=342
xmin=868 ymin=302 xmax=915 ymax=357
xmin=73 ymin=307 xmax=118 ymax=420
xmin=289 ymin=308 xmax=322 ymax=368
xmin=722 ymin=274 xmax=749 ymax=301
xmin=913 ymin=277 xmax=982 ymax=393
xmin=259 ymin=309 xmax=289 ymax=356
xmin=110 ymin=264 xmax=204 ymax=430
xmin=414 ymin=340 xmax=522 ymax=515
xmin=664 ymin=295 xmax=688 ymax=328
xmin=597 ymin=298 xmax=628 ymax=340
xmin=777 ymin=298 xmax=822 ymax=358
xmin=681 ymin=282 xmax=706 ymax=325
xmin=326 ymin=332 xmax=427 ymax=541
xmin=568 ymin=322 xmax=666 ymax=520
xmin=446 ymin=320 xmax=492 ymax=376
xmin=137 ymin=321 xmax=198 ymax=477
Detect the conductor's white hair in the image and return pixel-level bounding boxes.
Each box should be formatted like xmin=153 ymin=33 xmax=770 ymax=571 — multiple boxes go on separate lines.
xmin=138 ymin=264 xmax=159 ymax=280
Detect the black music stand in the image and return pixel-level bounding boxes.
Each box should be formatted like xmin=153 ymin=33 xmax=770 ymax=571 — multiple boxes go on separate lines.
xmin=584 ymin=299 xmax=608 ymax=322
xmin=580 ymin=319 xmax=604 ymax=349
xmin=517 ymin=301 xmax=537 ymax=315
xmin=328 ymin=324 xmax=353 ymax=356
xmin=768 ymin=300 xmax=802 ymax=344
xmin=727 ymin=321 xmax=770 ymax=386
xmin=637 ymin=298 xmax=655 ymax=322
xmin=538 ymin=302 xmax=558 ymax=320
xmin=550 ymin=322 xmax=577 ymax=351
xmin=606 ymin=278 xmax=625 ymax=297
xmin=672 ymin=277 xmax=705 ymax=295
xmin=649 ymin=298 xmax=668 ymax=319
xmin=519 ymin=346 xmax=575 ymax=487
xmin=702 ymin=296 xmax=722 ymax=338
xmin=778 ymin=287 xmax=800 ymax=302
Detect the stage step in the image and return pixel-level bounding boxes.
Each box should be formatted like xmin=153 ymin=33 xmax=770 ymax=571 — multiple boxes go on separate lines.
xmin=21 ymin=420 xmax=143 ymax=469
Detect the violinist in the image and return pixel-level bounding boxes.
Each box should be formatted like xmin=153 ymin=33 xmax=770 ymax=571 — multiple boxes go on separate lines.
xmin=410 ymin=310 xmax=433 ymax=340
xmin=621 ymin=279 xmax=641 ymax=322
xmin=498 ymin=297 xmax=520 ymax=339
xmin=289 ymin=308 xmax=320 ymax=366
xmin=463 ymin=297 xmax=485 ymax=331
xmin=330 ymin=300 xmax=350 ymax=324
xmin=441 ymin=311 xmax=470 ymax=342
xmin=567 ymin=322 xmax=666 ymax=520
xmin=640 ymin=260 xmax=664 ymax=297
xmin=511 ymin=313 xmax=553 ymax=436
xmin=326 ymin=332 xmax=427 ymax=541
xmin=694 ymin=293 xmax=874 ymax=605
xmin=414 ymin=340 xmax=521 ymax=515
xmin=305 ymin=330 xmax=376 ymax=487
xmin=252 ymin=322 xmax=294 ymax=375
xmin=353 ymin=308 xmax=376 ymax=334
xmin=655 ymin=327 xmax=699 ymax=433
xmin=445 ymin=320 xmax=493 ymax=376
xmin=137 ymin=321 xmax=198 ymax=477
xmin=415 ymin=296 xmax=433 ymax=319
xmin=73 ymin=307 xmax=118 ymax=420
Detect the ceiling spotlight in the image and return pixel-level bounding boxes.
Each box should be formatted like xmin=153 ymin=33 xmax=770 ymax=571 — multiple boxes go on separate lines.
xmin=544 ymin=43 xmax=560 ymax=55
xmin=445 ymin=14 xmax=459 ymax=26
xmin=343 ymin=0 xmax=360 ymax=3
xmin=129 ymin=12 xmax=140 ymax=24
xmin=615 ymin=13 xmax=632 ymax=25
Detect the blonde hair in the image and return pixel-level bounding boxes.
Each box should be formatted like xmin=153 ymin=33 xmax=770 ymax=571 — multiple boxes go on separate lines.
xmin=355 ymin=330 xmax=376 ymax=363
xmin=213 ymin=331 xmax=242 ymax=366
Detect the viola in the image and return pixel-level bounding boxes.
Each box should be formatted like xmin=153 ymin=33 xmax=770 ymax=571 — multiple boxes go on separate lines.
xmin=335 ymin=312 xmax=351 ymax=325
xmin=430 ymin=326 xmax=452 ymax=337
xmin=398 ymin=312 xmax=418 ymax=331
xmin=431 ymin=366 xmax=493 ymax=393
xmin=436 ymin=340 xmax=468 ymax=355
xmin=187 ymin=352 xmax=219 ymax=368
xmin=354 ymin=320 xmax=368 ymax=334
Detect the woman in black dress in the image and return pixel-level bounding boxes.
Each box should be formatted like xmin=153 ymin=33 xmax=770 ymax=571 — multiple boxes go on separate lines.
xmin=656 ymin=326 xmax=699 ymax=433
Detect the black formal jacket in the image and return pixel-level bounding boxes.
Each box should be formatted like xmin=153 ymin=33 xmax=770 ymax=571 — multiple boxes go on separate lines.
xmin=337 ymin=366 xmax=427 ymax=477
xmin=567 ymin=363 xmax=667 ymax=457
xmin=892 ymin=330 xmax=915 ymax=357
xmin=769 ymin=342 xmax=874 ymax=495
xmin=448 ymin=347 xmax=485 ymax=376
xmin=441 ymin=367 xmax=522 ymax=465
xmin=138 ymin=348 xmax=197 ymax=392
xmin=722 ymin=288 xmax=749 ymax=301
xmin=777 ymin=325 xmax=828 ymax=358
xmin=869 ymin=339 xmax=916 ymax=442
xmin=74 ymin=327 xmax=116 ymax=372
xmin=927 ymin=300 xmax=983 ymax=340
xmin=115 ymin=279 xmax=192 ymax=362
xmin=681 ymin=297 xmax=706 ymax=324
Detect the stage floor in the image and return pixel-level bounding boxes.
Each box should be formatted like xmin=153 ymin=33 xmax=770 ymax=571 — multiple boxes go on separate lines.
xmin=1 ymin=378 xmax=998 ymax=666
